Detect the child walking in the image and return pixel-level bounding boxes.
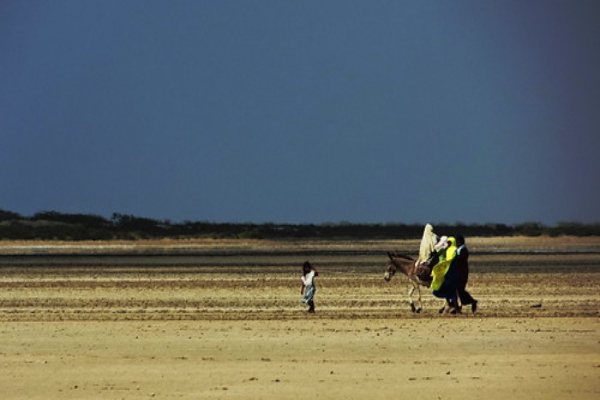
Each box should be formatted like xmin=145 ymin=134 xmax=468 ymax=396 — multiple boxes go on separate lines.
xmin=300 ymin=261 xmax=318 ymax=313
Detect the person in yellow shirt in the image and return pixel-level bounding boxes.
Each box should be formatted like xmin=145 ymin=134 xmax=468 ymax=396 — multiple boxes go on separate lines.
xmin=431 ymin=237 xmax=460 ymax=313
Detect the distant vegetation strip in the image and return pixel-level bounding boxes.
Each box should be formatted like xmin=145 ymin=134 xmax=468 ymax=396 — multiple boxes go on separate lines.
xmin=1 ymin=210 xmax=599 ymax=241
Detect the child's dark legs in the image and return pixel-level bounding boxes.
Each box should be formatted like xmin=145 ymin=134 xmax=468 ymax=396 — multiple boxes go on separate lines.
xmin=307 ymin=300 xmax=315 ymax=313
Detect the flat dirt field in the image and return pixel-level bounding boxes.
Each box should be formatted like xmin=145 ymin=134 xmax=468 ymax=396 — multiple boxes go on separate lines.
xmin=0 ymin=237 xmax=599 ymax=399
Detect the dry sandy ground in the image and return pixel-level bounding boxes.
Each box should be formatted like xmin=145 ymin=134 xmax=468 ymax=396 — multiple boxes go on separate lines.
xmin=1 ymin=318 xmax=598 ymax=400
xmin=0 ymin=237 xmax=599 ymax=399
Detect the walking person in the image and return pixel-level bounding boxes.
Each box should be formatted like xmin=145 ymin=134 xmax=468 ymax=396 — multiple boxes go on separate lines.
xmin=455 ymin=235 xmax=478 ymax=313
xmin=300 ymin=261 xmax=318 ymax=313
xmin=431 ymin=237 xmax=460 ymax=313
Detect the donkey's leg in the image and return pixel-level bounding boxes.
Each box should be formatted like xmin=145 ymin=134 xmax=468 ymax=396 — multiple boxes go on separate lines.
xmin=415 ymin=284 xmax=423 ymax=313
xmin=439 ymin=299 xmax=448 ymax=314
xmin=408 ymin=285 xmax=417 ymax=312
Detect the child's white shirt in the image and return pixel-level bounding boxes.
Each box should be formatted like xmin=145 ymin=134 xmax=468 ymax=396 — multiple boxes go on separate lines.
xmin=301 ymin=270 xmax=315 ymax=286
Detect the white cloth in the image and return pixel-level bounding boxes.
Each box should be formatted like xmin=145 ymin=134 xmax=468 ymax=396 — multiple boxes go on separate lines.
xmin=418 ymin=224 xmax=438 ymax=264
xmin=434 ymin=235 xmax=449 ymax=250
xmin=301 ymin=270 xmax=316 ymax=286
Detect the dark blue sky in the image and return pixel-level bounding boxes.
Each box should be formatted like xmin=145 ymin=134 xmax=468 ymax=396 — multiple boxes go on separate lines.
xmin=2 ymin=1 xmax=599 ymax=225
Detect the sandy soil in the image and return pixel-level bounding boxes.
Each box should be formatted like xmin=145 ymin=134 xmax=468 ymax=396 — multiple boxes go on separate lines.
xmin=0 ymin=237 xmax=599 ymax=399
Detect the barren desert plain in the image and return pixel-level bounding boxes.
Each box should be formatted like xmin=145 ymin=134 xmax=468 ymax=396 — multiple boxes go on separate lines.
xmin=0 ymin=236 xmax=598 ymax=399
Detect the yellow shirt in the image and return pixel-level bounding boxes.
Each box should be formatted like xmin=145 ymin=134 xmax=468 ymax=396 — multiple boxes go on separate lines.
xmin=430 ymin=237 xmax=457 ymax=290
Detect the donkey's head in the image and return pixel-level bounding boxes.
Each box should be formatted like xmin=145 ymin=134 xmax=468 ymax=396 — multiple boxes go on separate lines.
xmin=384 ymin=252 xmax=416 ymax=281
xmin=384 ymin=252 xmax=397 ymax=282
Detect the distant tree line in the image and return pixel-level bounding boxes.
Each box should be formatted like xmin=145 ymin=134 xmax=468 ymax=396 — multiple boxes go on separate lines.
xmin=0 ymin=210 xmax=599 ymax=241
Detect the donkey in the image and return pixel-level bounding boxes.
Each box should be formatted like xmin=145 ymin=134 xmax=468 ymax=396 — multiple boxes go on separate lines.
xmin=383 ymin=252 xmax=436 ymax=313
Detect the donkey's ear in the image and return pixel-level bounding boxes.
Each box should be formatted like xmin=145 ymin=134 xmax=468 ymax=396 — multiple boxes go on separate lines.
xmin=387 ymin=252 xmax=393 ymax=259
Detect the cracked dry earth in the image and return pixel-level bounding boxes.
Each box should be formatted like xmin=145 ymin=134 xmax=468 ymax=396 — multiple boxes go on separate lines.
xmin=0 ymin=237 xmax=599 ymax=399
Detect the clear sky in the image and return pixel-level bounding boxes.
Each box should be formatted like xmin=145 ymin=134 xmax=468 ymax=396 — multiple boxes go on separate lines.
xmin=2 ymin=0 xmax=599 ymax=225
